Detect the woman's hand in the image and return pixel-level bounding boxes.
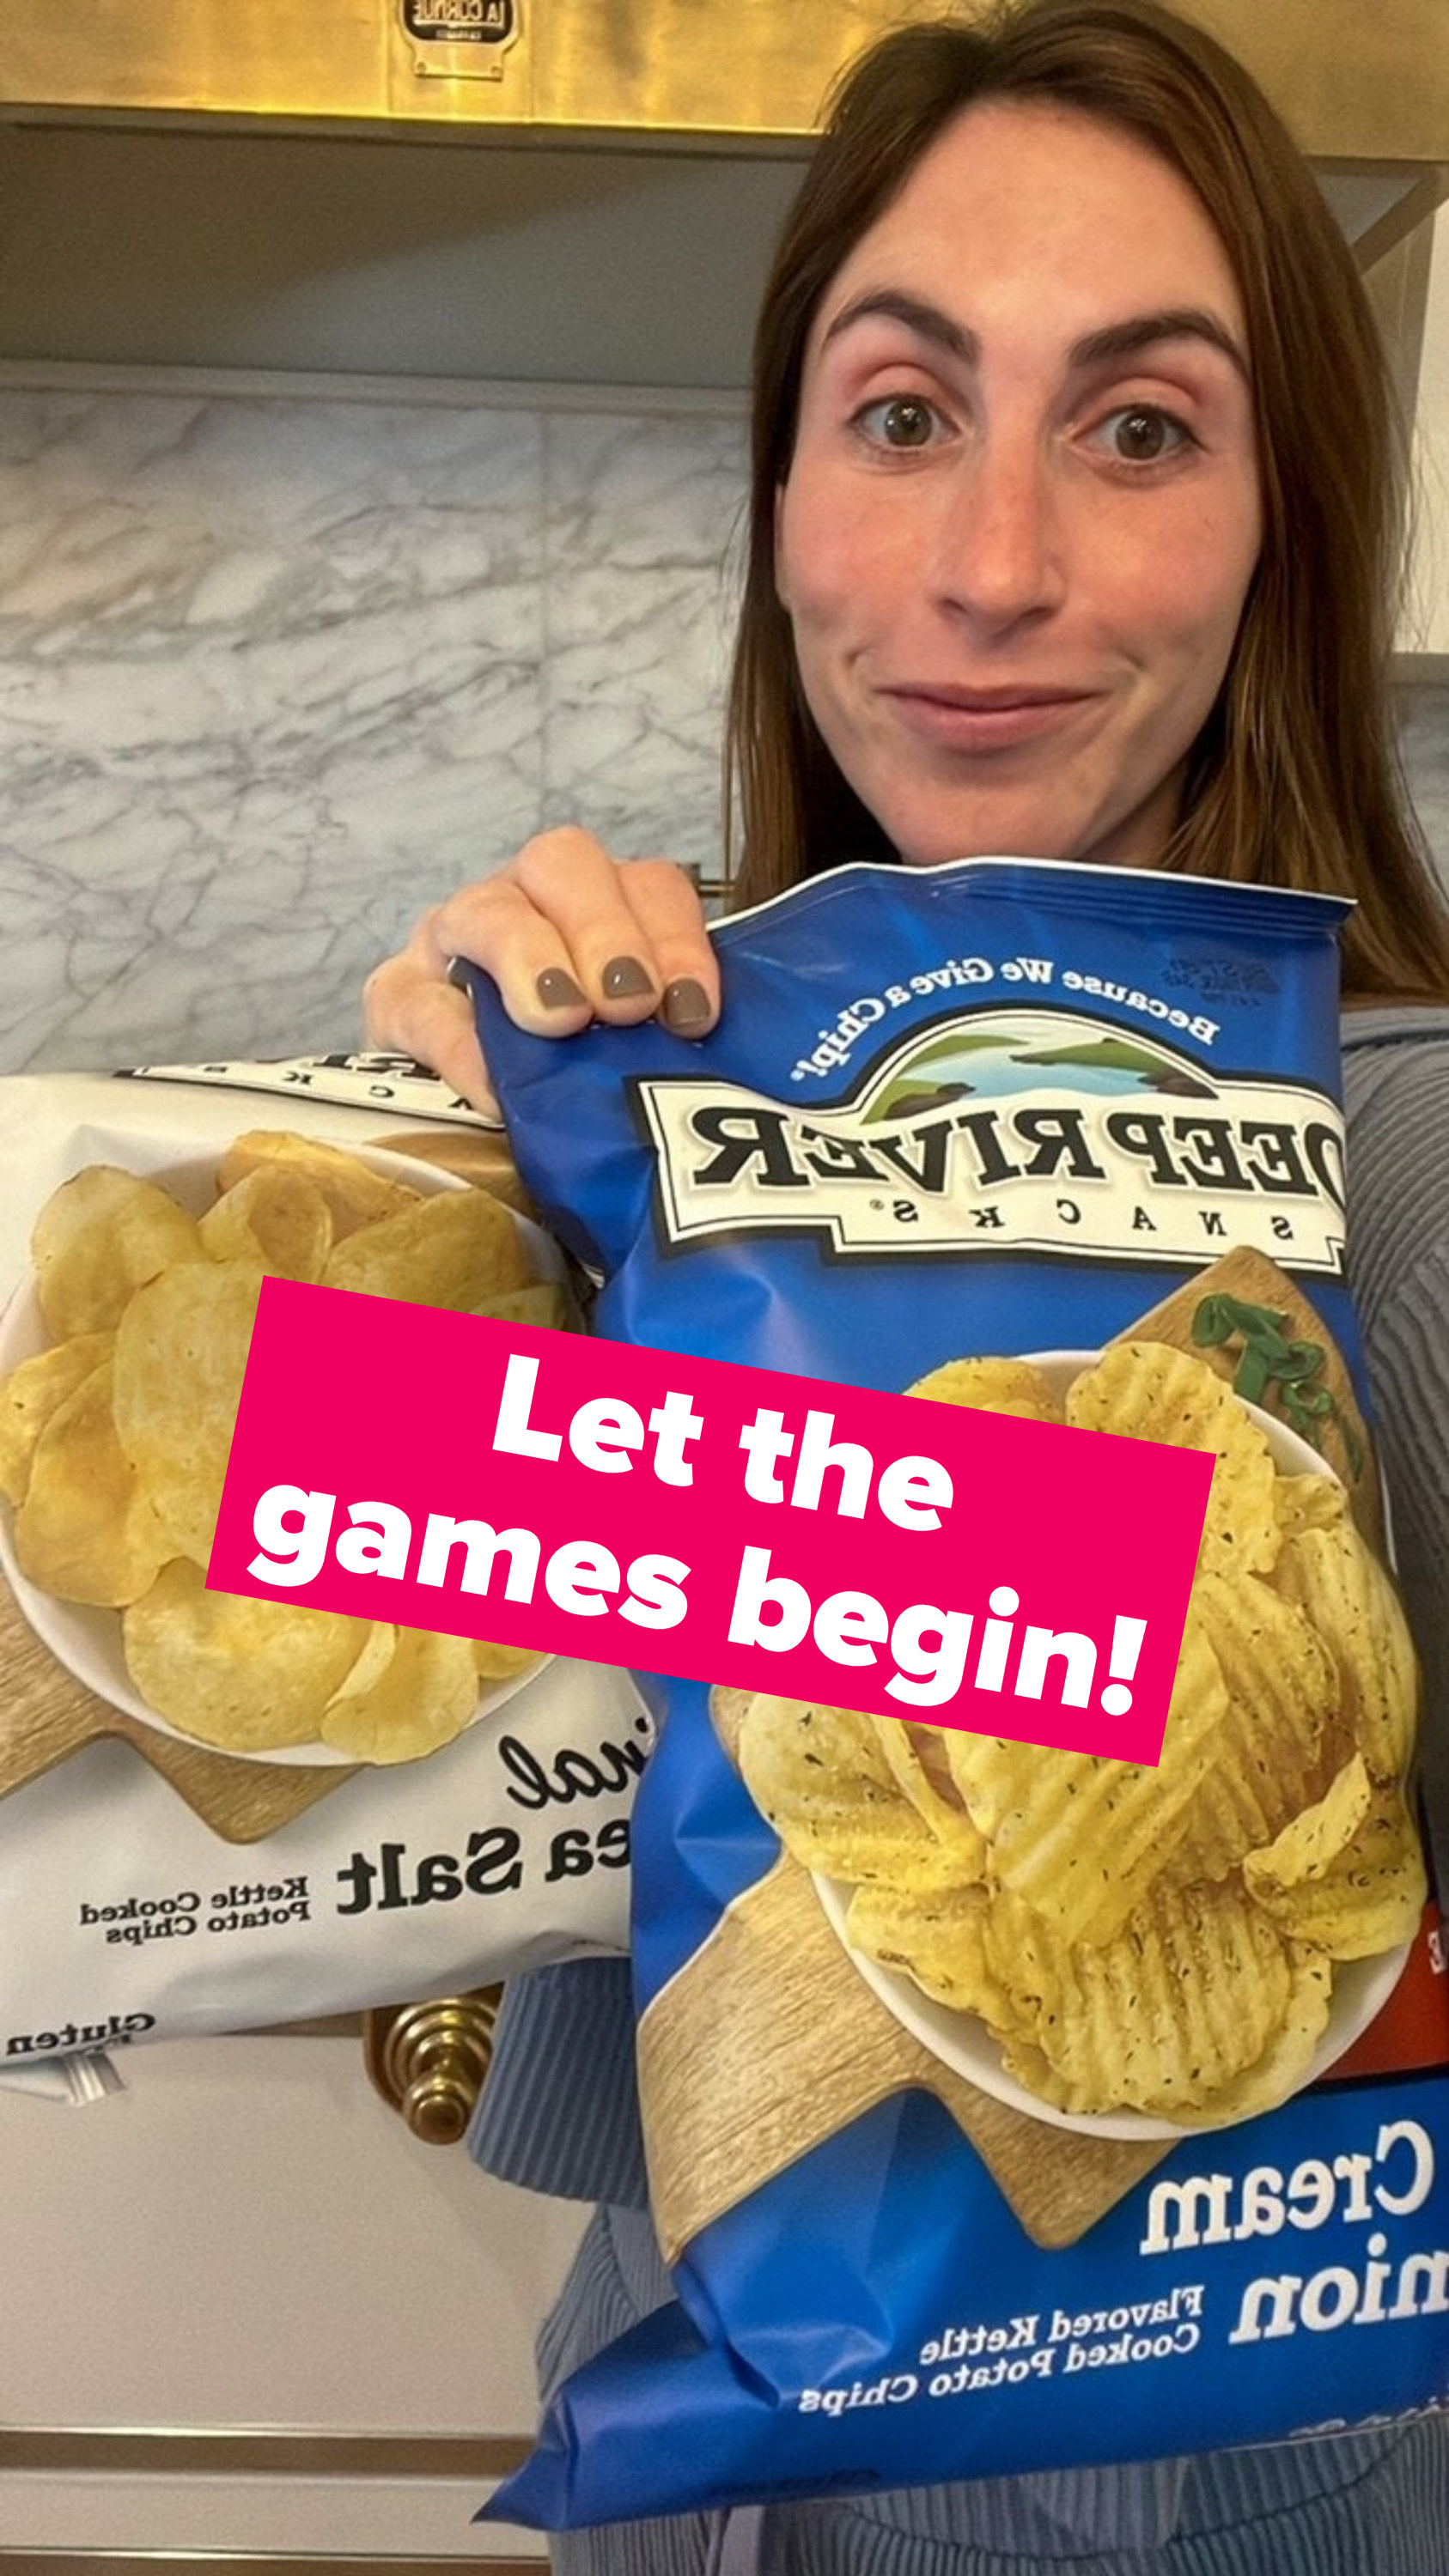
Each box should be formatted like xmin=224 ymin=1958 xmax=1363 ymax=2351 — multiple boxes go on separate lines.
xmin=362 ymin=829 xmax=720 ymax=1118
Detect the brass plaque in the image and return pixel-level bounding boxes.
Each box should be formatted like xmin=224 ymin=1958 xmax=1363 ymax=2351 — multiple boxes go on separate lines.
xmin=398 ymin=0 xmax=521 ymax=83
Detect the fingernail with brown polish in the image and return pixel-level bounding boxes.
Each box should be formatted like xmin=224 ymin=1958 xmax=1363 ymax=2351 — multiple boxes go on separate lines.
xmin=661 ymin=977 xmax=712 ymax=1035
xmin=536 ymin=967 xmax=587 ymax=1009
xmin=602 ymin=955 xmax=654 ymax=999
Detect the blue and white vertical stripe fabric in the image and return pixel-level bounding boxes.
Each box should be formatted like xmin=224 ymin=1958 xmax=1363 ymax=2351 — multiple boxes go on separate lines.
xmin=536 ymin=2204 xmax=1448 ymax=2574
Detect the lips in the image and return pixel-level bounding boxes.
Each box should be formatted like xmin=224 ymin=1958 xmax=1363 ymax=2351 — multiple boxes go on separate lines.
xmin=889 ymin=681 xmax=1097 ymax=710
xmin=882 ymin=684 xmax=1099 ymax=750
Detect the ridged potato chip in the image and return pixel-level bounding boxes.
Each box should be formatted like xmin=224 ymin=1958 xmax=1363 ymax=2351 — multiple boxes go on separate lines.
xmin=0 ymin=1330 xmax=113 ymax=1507
xmin=32 ymin=1166 xmax=204 ymax=1337
xmin=1174 ymin=1947 xmax=1334 ymax=2129
xmin=864 ymin=1716 xmax=987 ymax=1878
xmin=945 ymin=1596 xmax=1229 ymax=1945
xmin=847 ymin=1882 xmax=1011 ymax=2025
xmin=123 ymin=1559 xmax=367 ymax=1751
xmin=1165 ymin=1571 xmax=1334 ymax=1882
xmin=1065 ymin=1341 xmax=1279 ymax=1575
xmin=905 ymin=1357 xmax=1066 ymax=1425
xmin=322 ymin=1188 xmax=533 ymax=1310
xmin=15 ymin=1357 xmax=173 ymax=1607
xmin=737 ymin=1695 xmax=974 ymax=1892
xmin=1275 ymin=1473 xmax=1349 ymax=1539
xmin=993 ymin=1880 xmax=1296 ymax=2118
xmin=1245 ymin=1784 xmax=1428 ymax=1958
xmin=1239 ymin=1753 xmax=1373 ymax=1889
xmin=1269 ymin=1522 xmax=1419 ymax=1779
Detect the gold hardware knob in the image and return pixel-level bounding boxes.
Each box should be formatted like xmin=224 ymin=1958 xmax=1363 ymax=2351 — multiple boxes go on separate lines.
xmin=362 ymin=1988 xmax=502 ymax=2144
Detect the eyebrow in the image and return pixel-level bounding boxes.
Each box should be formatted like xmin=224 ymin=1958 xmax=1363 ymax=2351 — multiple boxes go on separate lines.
xmin=820 ymin=289 xmax=1249 ymax=382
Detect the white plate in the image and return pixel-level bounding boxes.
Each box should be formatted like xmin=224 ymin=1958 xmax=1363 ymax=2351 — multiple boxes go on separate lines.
xmin=0 ymin=1139 xmax=563 ymax=1766
xmin=813 ymin=1346 xmax=1412 ymax=2138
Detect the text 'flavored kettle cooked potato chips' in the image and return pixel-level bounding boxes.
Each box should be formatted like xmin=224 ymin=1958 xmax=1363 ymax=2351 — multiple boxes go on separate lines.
xmin=472 ymin=859 xmax=1448 ymax=2530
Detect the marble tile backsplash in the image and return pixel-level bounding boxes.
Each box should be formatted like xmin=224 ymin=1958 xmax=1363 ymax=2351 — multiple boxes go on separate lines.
xmin=0 ymin=386 xmax=743 ymax=1073
xmin=0 ymin=378 xmax=1444 ymax=1076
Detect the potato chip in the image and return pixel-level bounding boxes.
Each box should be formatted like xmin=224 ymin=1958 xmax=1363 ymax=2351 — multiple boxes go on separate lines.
xmin=1065 ymin=1340 xmax=1279 ymax=1575
xmin=945 ymin=1595 xmax=1229 ymax=1945
xmin=1275 ymin=1472 xmax=1349 ymax=1538
xmin=1165 ymin=1571 xmax=1334 ymax=1882
xmin=198 ymin=1164 xmax=335 ymax=1282
xmin=15 ymin=1358 xmax=173 ymax=1607
xmin=994 ymin=1880 xmax=1296 ymax=2118
xmin=1239 ymin=1752 xmax=1373 ymax=1889
xmin=320 ymin=1623 xmax=480 ymax=1763
xmin=1269 ymin=1522 xmax=1419 ymax=1779
xmin=1245 ymin=1784 xmax=1428 ymax=1957
xmin=0 ymin=1330 xmax=113 ymax=1506
xmin=321 ymin=1188 xmax=534 ymax=1311
xmin=216 ymin=1130 xmax=422 ymax=1238
xmin=709 ymin=1686 xmax=760 ymax=1769
xmin=474 ymin=1283 xmax=574 ymax=1333
xmin=847 ymin=1881 xmax=1012 ymax=2025
xmin=1172 ymin=1947 xmax=1334 ymax=2129
xmin=864 ymin=1716 xmax=987 ymax=1879
xmin=905 ymin=1357 xmax=1065 ymax=1425
xmin=32 ymin=1166 xmax=204 ymax=1337
xmin=333 ymin=1619 xmax=400 ymax=1701
xmin=113 ymin=1259 xmax=263 ymax=1563
xmin=123 ymin=1559 xmax=367 ymax=1750
xmin=470 ymin=1634 xmax=546 ymax=1686
xmin=737 ymin=1695 xmax=974 ymax=1892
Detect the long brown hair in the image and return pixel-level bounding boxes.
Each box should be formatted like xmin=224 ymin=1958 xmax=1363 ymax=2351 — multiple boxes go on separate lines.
xmin=724 ymin=0 xmax=1449 ymax=1002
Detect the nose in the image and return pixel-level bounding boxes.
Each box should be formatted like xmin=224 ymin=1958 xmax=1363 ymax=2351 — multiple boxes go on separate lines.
xmin=928 ymin=435 xmax=1066 ymax=635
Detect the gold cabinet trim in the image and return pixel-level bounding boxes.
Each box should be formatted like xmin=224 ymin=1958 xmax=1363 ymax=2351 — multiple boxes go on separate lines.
xmin=0 ymin=2427 xmax=530 ymax=2476
xmin=0 ymin=2561 xmax=544 ymax=2573
xmin=2 ymin=0 xmax=1446 ymax=161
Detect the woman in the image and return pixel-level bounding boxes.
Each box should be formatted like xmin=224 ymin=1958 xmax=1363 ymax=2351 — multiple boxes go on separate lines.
xmin=366 ymin=3 xmax=1449 ymax=2566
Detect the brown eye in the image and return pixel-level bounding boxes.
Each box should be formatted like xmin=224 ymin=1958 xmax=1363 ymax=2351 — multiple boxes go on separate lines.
xmin=1106 ymin=407 xmax=1184 ymax=462
xmin=878 ymin=397 xmax=936 ymax=448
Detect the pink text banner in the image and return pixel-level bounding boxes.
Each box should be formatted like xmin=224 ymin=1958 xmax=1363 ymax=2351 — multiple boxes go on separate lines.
xmin=209 ymin=1280 xmax=1215 ymax=1763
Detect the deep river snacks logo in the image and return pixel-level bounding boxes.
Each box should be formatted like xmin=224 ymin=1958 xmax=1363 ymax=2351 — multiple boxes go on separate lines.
xmin=633 ymin=1009 xmax=1347 ymax=1271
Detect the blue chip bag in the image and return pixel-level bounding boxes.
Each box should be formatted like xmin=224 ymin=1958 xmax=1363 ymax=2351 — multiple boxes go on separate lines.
xmin=472 ymin=858 xmax=1447 ymax=2529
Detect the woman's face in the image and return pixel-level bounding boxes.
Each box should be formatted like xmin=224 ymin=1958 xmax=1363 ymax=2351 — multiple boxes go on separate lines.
xmin=775 ymin=100 xmax=1263 ymax=871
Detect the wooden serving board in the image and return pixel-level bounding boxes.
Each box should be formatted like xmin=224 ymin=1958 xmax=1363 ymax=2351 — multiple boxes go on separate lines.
xmin=639 ymin=1854 xmax=1167 ymax=2262
xmin=0 ymin=1577 xmax=355 ymax=1838
xmin=1123 ymin=1246 xmax=1381 ymax=1553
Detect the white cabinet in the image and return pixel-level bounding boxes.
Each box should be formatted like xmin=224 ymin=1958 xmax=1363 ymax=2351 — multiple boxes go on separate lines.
xmin=0 ymin=2032 xmax=586 ymax=2560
